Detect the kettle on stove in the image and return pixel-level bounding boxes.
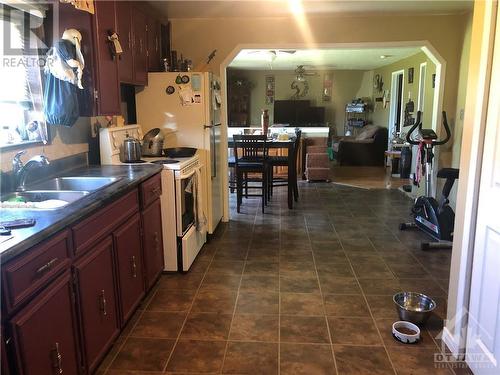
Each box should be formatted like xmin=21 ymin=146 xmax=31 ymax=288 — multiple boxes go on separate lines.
xmin=122 ymin=134 xmax=142 ymax=162
xmin=142 ymin=128 xmax=164 ymax=156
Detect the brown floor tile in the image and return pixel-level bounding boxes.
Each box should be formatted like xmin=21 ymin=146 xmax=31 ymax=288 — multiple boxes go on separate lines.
xmin=340 ymin=237 xmax=375 ymax=251
xmin=328 ymin=317 xmax=382 ymax=345
xmin=188 ymin=259 xmax=211 ymax=273
xmin=213 ymin=248 xmax=248 ymax=260
xmin=280 ymin=343 xmax=335 ymax=375
xmin=398 ymin=278 xmax=447 ymax=297
xmin=323 ymin=294 xmax=370 ymax=317
xmin=313 ymin=250 xmax=350 ymax=264
xmin=207 ymin=260 xmax=245 ymax=275
xmin=389 ymin=263 xmax=432 ymax=278
xmin=158 ymin=273 xmax=204 ymax=290
xmin=109 ymin=337 xmax=175 ymax=372
xmin=180 ymin=312 xmax=232 ymax=340
xmin=280 ymin=315 xmax=330 ymax=343
xmin=244 ymin=261 xmax=279 ymax=275
xmin=191 ymin=289 xmax=237 ymax=313
xmin=130 ymin=311 xmax=186 ymax=339
xmin=388 ymin=346 xmax=453 ymax=374
xmin=279 ymin=261 xmax=316 ymax=274
xmin=358 ymin=278 xmax=402 ymax=296
xmin=311 ymin=240 xmax=342 ymax=251
xmin=222 ymin=341 xmax=278 ymax=374
xmin=316 ymin=264 xmax=354 ymax=277
xmin=279 ymin=252 xmax=314 ymax=263
xmin=318 ymin=275 xmax=362 ymax=294
xmin=280 ymin=293 xmax=325 ymax=316
xmin=280 ymin=274 xmax=321 ymax=293
xmin=366 ymin=295 xmax=400 ymax=319
xmin=239 ymin=275 xmax=279 ymax=292
xmin=229 ymin=313 xmax=279 ymax=341
xmin=166 ymin=339 xmax=226 ymax=373
xmin=334 ymin=345 xmax=394 ymax=375
xmin=352 ymin=262 xmax=395 ymax=279
xmin=147 ymin=289 xmax=195 ymax=312
xmin=106 ymin=370 xmax=163 ymax=375
xmin=236 ymin=291 xmax=279 ymax=314
xmin=375 ymin=318 xmax=438 ymax=348
xmin=200 ymin=274 xmax=241 ymax=290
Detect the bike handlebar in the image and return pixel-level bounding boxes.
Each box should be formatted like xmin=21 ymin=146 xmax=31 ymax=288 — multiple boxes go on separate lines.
xmin=405 ymin=110 xmax=451 ymax=146
xmin=406 ymin=111 xmax=422 ymax=145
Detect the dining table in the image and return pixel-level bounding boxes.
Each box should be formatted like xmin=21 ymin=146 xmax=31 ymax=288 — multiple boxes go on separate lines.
xmin=228 ymin=137 xmax=296 ymax=209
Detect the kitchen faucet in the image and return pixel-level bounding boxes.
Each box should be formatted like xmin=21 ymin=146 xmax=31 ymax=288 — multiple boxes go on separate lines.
xmin=12 ymin=150 xmax=50 ymax=192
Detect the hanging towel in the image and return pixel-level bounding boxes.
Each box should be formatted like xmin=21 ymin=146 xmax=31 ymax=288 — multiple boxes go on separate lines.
xmin=185 ymin=167 xmax=207 ymax=232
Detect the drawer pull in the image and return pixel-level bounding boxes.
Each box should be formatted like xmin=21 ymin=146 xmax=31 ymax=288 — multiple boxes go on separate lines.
xmin=131 ymin=256 xmax=137 ymax=278
xmin=100 ymin=290 xmax=107 ymax=316
xmin=36 ymin=258 xmax=58 ymax=276
xmin=52 ymin=342 xmax=63 ymax=374
xmin=153 ymin=232 xmax=159 ymax=252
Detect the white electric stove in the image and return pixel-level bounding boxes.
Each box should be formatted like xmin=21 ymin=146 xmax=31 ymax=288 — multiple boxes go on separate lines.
xmin=100 ymin=125 xmax=206 ymax=272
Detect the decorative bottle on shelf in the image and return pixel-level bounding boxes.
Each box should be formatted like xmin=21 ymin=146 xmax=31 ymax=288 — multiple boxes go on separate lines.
xmin=261 ymin=109 xmax=269 ymax=136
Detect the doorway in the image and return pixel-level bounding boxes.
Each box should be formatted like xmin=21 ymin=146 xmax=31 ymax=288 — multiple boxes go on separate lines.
xmin=388 ymin=69 xmax=405 ymax=145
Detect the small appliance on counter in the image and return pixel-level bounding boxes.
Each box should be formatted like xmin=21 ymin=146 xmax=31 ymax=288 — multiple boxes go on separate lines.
xmin=122 ymin=134 xmax=142 ymax=162
xmin=142 ymin=128 xmax=164 ymax=156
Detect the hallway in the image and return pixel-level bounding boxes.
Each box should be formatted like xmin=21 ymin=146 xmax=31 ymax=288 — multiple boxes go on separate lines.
xmin=97 ymin=182 xmax=467 ymax=374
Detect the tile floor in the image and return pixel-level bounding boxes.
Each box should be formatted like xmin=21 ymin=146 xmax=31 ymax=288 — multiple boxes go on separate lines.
xmin=97 ymin=182 xmax=472 ymax=375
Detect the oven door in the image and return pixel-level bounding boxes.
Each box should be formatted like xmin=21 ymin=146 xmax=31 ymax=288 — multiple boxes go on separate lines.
xmin=174 ymin=169 xmax=196 ymax=237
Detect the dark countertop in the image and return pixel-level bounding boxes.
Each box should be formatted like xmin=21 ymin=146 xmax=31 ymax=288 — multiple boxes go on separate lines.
xmin=0 ymin=164 xmax=163 ymax=264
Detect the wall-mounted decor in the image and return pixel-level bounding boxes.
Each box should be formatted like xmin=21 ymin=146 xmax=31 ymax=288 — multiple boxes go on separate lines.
xmin=432 ymin=73 xmax=436 ymax=88
xmin=265 ymin=75 xmax=275 ymax=104
xmin=290 ymin=79 xmax=309 ymax=99
xmin=373 ymin=74 xmax=384 ymax=93
xmin=323 ymin=72 xmax=333 ymax=102
xmin=408 ymin=67 xmax=414 ymax=84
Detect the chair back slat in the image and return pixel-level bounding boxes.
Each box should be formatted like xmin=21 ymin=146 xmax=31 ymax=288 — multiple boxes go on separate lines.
xmin=233 ymin=134 xmax=268 ymax=165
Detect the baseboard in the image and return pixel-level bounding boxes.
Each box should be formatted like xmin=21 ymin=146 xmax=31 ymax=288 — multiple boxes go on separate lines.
xmin=442 ymin=326 xmax=465 ymax=360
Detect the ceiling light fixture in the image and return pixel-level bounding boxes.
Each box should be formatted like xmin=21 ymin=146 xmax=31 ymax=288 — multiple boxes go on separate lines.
xmin=380 ymin=55 xmax=393 ymax=59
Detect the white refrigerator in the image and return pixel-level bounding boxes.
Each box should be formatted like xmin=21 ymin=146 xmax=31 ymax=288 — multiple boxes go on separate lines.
xmin=135 ymin=72 xmax=223 ymax=234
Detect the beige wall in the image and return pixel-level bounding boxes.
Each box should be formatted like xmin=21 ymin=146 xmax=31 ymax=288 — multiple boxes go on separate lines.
xmin=228 ymin=68 xmax=367 ymax=134
xmin=371 ymin=52 xmax=437 ymax=130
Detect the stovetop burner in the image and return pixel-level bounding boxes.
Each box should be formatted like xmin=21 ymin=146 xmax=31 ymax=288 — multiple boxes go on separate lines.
xmin=125 ymin=160 xmax=147 ymax=164
xmin=151 ymin=159 xmax=179 ymax=164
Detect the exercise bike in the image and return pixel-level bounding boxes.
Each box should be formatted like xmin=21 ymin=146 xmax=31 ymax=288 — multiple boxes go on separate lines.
xmin=400 ymin=111 xmax=459 ymax=250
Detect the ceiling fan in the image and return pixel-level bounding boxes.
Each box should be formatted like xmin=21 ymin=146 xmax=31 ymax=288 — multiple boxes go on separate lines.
xmin=294 ymin=65 xmax=318 ymax=81
xmin=248 ymin=49 xmax=297 ymax=61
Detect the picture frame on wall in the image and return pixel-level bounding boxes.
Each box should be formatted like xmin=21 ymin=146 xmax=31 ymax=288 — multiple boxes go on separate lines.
xmin=408 ymin=67 xmax=414 ymax=84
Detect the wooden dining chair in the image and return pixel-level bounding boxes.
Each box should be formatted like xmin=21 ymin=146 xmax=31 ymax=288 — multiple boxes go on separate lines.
xmin=267 ymin=129 xmax=301 ymax=202
xmin=233 ymin=134 xmax=269 ymax=213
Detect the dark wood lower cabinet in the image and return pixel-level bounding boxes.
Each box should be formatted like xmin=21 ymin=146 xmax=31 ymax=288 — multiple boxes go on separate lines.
xmin=142 ymin=198 xmax=164 ymax=289
xmin=74 ymin=237 xmax=119 ymax=374
xmin=9 ymin=272 xmax=80 ymax=375
xmin=113 ymin=213 xmax=145 ymax=325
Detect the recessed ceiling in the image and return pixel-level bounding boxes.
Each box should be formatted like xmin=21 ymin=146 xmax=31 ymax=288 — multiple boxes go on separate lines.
xmin=148 ymin=0 xmax=472 ymax=19
xmin=228 ymin=47 xmax=424 ymax=70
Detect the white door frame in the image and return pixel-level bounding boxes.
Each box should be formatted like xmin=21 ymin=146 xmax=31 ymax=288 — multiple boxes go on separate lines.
xmin=417 ymin=62 xmax=427 ymax=112
xmin=219 ymin=41 xmax=445 ymax=221
xmin=388 ymin=69 xmax=405 ymax=147
xmin=442 ymin=0 xmax=498 ymax=360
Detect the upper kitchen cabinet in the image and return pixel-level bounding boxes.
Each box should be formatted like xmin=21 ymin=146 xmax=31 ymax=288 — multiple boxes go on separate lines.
xmin=132 ymin=5 xmax=148 ymax=85
xmin=116 ymin=1 xmax=134 ymax=84
xmin=147 ymin=17 xmax=162 ymax=72
xmin=92 ymin=0 xmax=121 ymax=115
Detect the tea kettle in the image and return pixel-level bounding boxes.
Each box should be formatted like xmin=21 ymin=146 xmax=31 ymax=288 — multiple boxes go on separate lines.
xmin=122 ymin=134 xmax=142 ymax=162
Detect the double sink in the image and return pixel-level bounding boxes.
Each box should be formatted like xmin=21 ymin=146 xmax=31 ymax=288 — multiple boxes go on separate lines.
xmin=1 ymin=177 xmax=121 ymax=210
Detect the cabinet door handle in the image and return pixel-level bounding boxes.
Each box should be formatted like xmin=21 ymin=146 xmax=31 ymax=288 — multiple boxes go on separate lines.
xmin=153 ymin=232 xmax=159 ymax=252
xmin=128 ymin=31 xmax=131 ymax=51
xmin=36 ymin=258 xmax=58 ymax=276
xmin=100 ymin=290 xmax=107 ymax=316
xmin=131 ymin=256 xmax=137 ymax=278
xmin=52 ymin=342 xmax=63 ymax=374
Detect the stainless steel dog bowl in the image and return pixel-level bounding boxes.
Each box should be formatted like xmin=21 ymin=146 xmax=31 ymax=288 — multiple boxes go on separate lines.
xmin=393 ymin=292 xmax=436 ymax=325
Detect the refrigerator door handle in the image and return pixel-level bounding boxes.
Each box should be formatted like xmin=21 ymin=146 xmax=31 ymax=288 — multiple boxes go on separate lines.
xmin=211 ymin=123 xmax=221 ymax=178
xmin=204 ymin=125 xmax=213 ymax=129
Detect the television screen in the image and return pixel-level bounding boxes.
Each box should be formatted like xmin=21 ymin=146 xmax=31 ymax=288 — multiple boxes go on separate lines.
xmin=298 ymin=106 xmax=325 ymax=125
xmin=273 ymin=100 xmax=310 ymax=126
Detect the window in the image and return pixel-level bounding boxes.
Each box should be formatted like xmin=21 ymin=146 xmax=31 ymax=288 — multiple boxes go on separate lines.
xmin=0 ymin=4 xmax=47 ymax=148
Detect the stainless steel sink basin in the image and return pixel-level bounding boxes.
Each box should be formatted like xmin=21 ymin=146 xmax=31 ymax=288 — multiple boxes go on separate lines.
xmin=1 ymin=190 xmax=89 ymax=209
xmin=29 ymin=176 xmax=121 ymax=192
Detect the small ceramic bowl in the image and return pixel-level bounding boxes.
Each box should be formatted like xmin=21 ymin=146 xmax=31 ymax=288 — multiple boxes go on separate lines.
xmin=392 ymin=321 xmax=421 ymax=344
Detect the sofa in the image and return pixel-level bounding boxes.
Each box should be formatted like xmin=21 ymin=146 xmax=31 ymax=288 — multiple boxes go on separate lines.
xmin=332 ymin=126 xmax=388 ymax=166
